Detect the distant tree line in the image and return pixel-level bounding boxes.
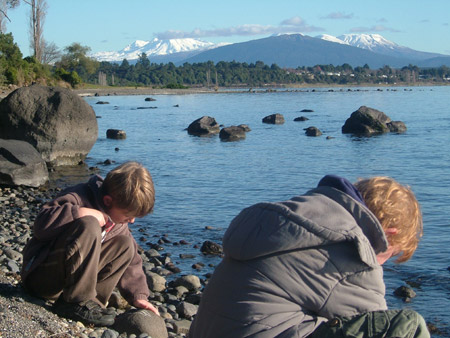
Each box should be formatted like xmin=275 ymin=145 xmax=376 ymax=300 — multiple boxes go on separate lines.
xmin=1 ymin=35 xmax=450 ymax=89
xmin=89 ymin=55 xmax=450 ymax=88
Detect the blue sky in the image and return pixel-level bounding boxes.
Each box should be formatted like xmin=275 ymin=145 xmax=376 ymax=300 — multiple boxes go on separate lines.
xmin=5 ymin=0 xmax=450 ymax=57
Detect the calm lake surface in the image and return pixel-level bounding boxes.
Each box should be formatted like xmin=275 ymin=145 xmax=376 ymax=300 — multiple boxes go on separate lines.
xmin=83 ymin=86 xmax=450 ymax=335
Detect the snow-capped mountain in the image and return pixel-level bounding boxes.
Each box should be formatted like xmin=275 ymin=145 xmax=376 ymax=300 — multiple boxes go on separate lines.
xmin=92 ymin=38 xmax=228 ymax=62
xmin=338 ymin=34 xmax=397 ymax=51
xmin=316 ymin=33 xmax=443 ymax=61
xmin=316 ymin=34 xmax=348 ymax=45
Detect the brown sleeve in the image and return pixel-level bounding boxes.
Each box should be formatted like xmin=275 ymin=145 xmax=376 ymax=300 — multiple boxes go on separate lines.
xmin=33 ymin=192 xmax=84 ymax=241
xmin=117 ymin=230 xmax=150 ymax=303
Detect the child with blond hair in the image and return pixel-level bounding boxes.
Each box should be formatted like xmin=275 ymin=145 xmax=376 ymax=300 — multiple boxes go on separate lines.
xmin=189 ymin=175 xmax=429 ymax=338
xmin=22 ymin=161 xmax=159 ymax=326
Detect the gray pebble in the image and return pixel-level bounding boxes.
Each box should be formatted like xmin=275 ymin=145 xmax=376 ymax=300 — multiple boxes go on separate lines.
xmin=7 ymin=260 xmax=20 ymax=273
xmin=101 ymin=329 xmax=119 ymax=338
xmin=4 ymin=248 xmax=21 ymax=261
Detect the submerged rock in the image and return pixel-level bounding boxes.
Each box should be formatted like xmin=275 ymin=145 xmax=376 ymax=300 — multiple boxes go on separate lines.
xmin=294 ymin=116 xmax=309 ymax=122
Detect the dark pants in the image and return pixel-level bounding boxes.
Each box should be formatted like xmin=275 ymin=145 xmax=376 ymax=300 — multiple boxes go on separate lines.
xmin=309 ymin=309 xmax=430 ymax=338
xmin=24 ymin=216 xmax=134 ymax=306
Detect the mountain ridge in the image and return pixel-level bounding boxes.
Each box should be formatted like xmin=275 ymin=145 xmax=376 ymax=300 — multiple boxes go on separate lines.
xmin=92 ymin=37 xmax=228 ymax=62
xmin=91 ymin=34 xmax=450 ymax=68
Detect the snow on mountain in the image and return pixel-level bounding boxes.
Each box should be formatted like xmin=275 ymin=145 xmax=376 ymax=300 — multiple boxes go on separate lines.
xmin=316 ymin=33 xmax=444 ymax=61
xmin=337 ymin=34 xmax=398 ymax=51
xmin=316 ymin=33 xmax=397 ymax=51
xmin=315 ymin=34 xmax=349 ymax=45
xmin=92 ymin=38 xmax=227 ymax=62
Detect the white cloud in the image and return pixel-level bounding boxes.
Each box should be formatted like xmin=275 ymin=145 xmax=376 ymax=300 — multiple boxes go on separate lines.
xmin=349 ymin=25 xmax=400 ymax=33
xmin=156 ymin=17 xmax=324 ymax=39
xmin=322 ymin=12 xmax=354 ymax=20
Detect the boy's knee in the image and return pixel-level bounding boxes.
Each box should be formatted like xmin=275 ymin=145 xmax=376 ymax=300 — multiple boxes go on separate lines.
xmin=108 ymin=235 xmax=134 ymax=259
xmin=74 ymin=216 xmax=102 ymax=237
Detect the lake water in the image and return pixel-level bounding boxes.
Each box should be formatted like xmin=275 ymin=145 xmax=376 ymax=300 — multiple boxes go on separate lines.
xmin=83 ymin=86 xmax=450 ymax=335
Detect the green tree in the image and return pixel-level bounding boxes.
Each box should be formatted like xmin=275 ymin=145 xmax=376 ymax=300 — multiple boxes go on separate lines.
xmin=57 ymin=42 xmax=99 ymax=82
xmin=0 ymin=32 xmax=25 ymax=84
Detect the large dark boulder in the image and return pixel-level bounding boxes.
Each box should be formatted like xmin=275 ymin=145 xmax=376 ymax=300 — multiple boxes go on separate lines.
xmin=342 ymin=106 xmax=406 ymax=135
xmin=0 ymin=139 xmax=48 ymax=187
xmin=219 ymin=125 xmax=247 ymax=141
xmin=187 ymin=116 xmax=220 ymax=136
xmin=262 ymin=113 xmax=285 ymax=124
xmin=0 ymin=85 xmax=98 ymax=166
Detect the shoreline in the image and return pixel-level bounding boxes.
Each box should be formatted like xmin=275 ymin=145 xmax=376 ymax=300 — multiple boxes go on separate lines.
xmin=73 ymin=82 xmax=449 ymax=98
xmin=1 ymin=82 xmax=447 ymax=99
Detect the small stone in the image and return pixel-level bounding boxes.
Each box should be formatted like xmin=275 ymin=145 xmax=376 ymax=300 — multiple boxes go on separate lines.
xmin=171 ymin=275 xmax=201 ymax=291
xmin=7 ymin=260 xmax=20 ymax=273
xmin=176 ymin=301 xmax=198 ymax=319
xmin=173 ymin=320 xmax=192 ymax=335
xmin=4 ymin=248 xmax=21 ymax=261
xmin=101 ymin=329 xmax=119 ymax=338
xmin=146 ymin=271 xmax=167 ymax=292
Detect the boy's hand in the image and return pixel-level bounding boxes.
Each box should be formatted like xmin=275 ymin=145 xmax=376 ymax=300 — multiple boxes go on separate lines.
xmin=133 ymin=299 xmax=160 ymax=316
xmin=78 ymin=207 xmax=107 ymax=227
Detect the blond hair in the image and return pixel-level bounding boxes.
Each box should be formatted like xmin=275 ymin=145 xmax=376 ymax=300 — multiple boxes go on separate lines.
xmin=354 ymin=177 xmax=422 ymax=263
xmin=102 ymin=161 xmax=155 ymax=217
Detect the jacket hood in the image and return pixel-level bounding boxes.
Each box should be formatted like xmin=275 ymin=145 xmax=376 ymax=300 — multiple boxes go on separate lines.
xmin=86 ymin=175 xmax=107 ymax=212
xmin=222 ymin=186 xmax=388 ymax=268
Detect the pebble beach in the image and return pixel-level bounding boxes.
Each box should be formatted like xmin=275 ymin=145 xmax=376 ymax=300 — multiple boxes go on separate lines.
xmin=0 ymin=180 xmax=209 ymax=337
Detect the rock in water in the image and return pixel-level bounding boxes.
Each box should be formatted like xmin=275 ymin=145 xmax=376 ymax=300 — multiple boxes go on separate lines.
xmin=219 ymin=126 xmax=247 ymax=141
xmin=262 ymin=113 xmax=285 ymax=124
xmin=187 ymin=116 xmax=220 ymax=136
xmin=294 ymin=116 xmax=309 ymax=122
xmin=0 ymin=139 xmax=48 ymax=187
xmin=342 ymin=106 xmax=406 ymax=136
xmin=200 ymin=241 xmax=223 ymax=255
xmin=106 ymin=129 xmax=127 ymax=139
xmin=304 ymin=126 xmax=322 ymax=137
xmin=0 ymin=84 xmax=98 ymax=166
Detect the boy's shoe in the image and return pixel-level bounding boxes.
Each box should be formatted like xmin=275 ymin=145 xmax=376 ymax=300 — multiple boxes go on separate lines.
xmin=53 ymin=297 xmax=115 ymax=326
